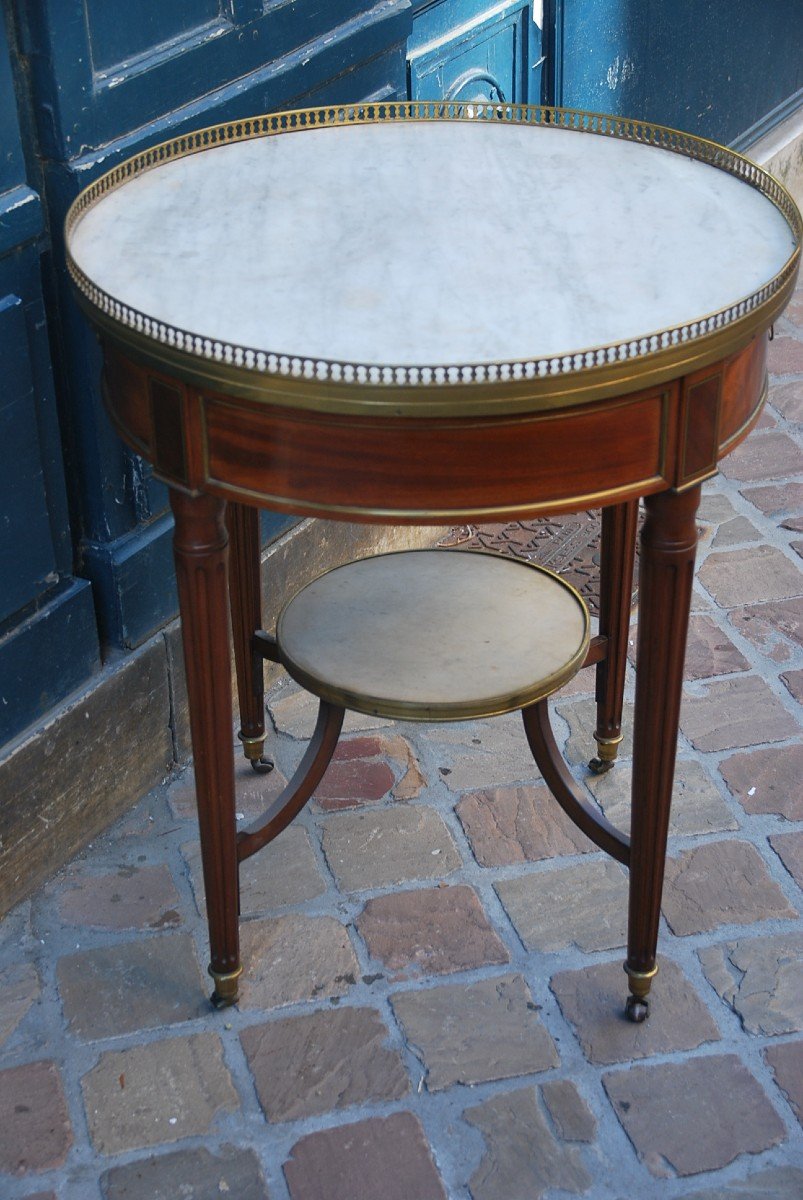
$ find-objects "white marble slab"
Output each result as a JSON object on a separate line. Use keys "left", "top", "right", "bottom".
{"left": 68, "top": 120, "right": 795, "bottom": 368}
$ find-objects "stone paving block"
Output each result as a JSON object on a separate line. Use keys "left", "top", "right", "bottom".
{"left": 456, "top": 784, "right": 593, "bottom": 866}
{"left": 82, "top": 1032, "right": 238, "bottom": 1155}
{"left": 771, "top": 379, "right": 803, "bottom": 422}
{"left": 357, "top": 885, "right": 509, "bottom": 977}
{"left": 100, "top": 1145, "right": 269, "bottom": 1199}
{"left": 390, "top": 973, "right": 558, "bottom": 1091}
{"left": 769, "top": 830, "right": 803, "bottom": 888}
{"left": 698, "top": 933, "right": 803, "bottom": 1035}
{"left": 0, "top": 1060, "right": 72, "bottom": 1175}
{"left": 663, "top": 841, "right": 797, "bottom": 936}
{"left": 682, "top": 1165, "right": 803, "bottom": 1200}
{"left": 741, "top": 481, "right": 803, "bottom": 519}
{"left": 55, "top": 864, "right": 182, "bottom": 931}
{"left": 0, "top": 961, "right": 39, "bottom": 1048}
{"left": 241, "top": 1006, "right": 408, "bottom": 1122}
{"left": 423, "top": 711, "right": 542, "bottom": 791}
{"left": 238, "top": 914, "right": 358, "bottom": 1010}
{"left": 57, "top": 932, "right": 207, "bottom": 1039}
{"left": 496, "top": 859, "right": 628, "bottom": 953}
{"left": 321, "top": 806, "right": 461, "bottom": 892}
{"left": 283, "top": 1111, "right": 447, "bottom": 1200}
{"left": 729, "top": 598, "right": 803, "bottom": 663}
{"left": 169, "top": 760, "right": 290, "bottom": 822}
{"left": 710, "top": 517, "right": 762, "bottom": 548}
{"left": 763, "top": 1040, "right": 803, "bottom": 1125}
{"left": 551, "top": 955, "right": 720, "bottom": 1064}
{"left": 780, "top": 666, "right": 803, "bottom": 702}
{"left": 183, "top": 825, "right": 326, "bottom": 918}
{"left": 719, "top": 744, "right": 803, "bottom": 821}
{"left": 315, "top": 751, "right": 394, "bottom": 809}
{"left": 556, "top": 695, "right": 634, "bottom": 767}
{"left": 720, "top": 428, "right": 803, "bottom": 480}
{"left": 588, "top": 758, "right": 738, "bottom": 839}
{"left": 602, "top": 1054, "right": 785, "bottom": 1177}
{"left": 680, "top": 676, "right": 799, "bottom": 751}
{"left": 767, "top": 337, "right": 803, "bottom": 376}
{"left": 541, "top": 1080, "right": 597, "bottom": 1143}
{"left": 698, "top": 493, "right": 739, "bottom": 526}
{"left": 683, "top": 614, "right": 751, "bottom": 679}
{"left": 698, "top": 545, "right": 802, "bottom": 608}
{"left": 269, "top": 686, "right": 392, "bottom": 739}
{"left": 464, "top": 1085, "right": 592, "bottom": 1200}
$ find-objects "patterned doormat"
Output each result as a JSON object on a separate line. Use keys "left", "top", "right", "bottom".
{"left": 438, "top": 511, "right": 641, "bottom": 616}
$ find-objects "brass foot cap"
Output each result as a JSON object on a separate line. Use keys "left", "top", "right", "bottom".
{"left": 208, "top": 964, "right": 242, "bottom": 1009}
{"left": 624, "top": 961, "right": 659, "bottom": 999}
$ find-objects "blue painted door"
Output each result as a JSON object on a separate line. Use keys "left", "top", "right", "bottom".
{"left": 409, "top": 1, "right": 544, "bottom": 104}
{"left": 0, "top": 9, "right": 99, "bottom": 745}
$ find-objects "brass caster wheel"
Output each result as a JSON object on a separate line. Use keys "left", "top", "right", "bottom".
{"left": 625, "top": 994, "right": 650, "bottom": 1023}
{"left": 208, "top": 965, "right": 241, "bottom": 1009}
{"left": 588, "top": 755, "right": 615, "bottom": 775}
{"left": 250, "top": 755, "right": 275, "bottom": 774}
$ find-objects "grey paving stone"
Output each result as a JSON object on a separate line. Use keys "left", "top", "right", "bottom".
{"left": 182, "top": 825, "right": 326, "bottom": 917}
{"left": 720, "top": 428, "right": 803, "bottom": 479}
{"left": 551, "top": 955, "right": 720, "bottom": 1064}
{"left": 496, "top": 859, "right": 628, "bottom": 953}
{"left": 681, "top": 676, "right": 799, "bottom": 752}
{"left": 770, "top": 830, "right": 803, "bottom": 888}
{"left": 57, "top": 932, "right": 207, "bottom": 1039}
{"left": 603, "top": 1054, "right": 785, "bottom": 1177}
{"left": 541, "top": 1080, "right": 597, "bottom": 1143}
{"left": 284, "top": 1111, "right": 447, "bottom": 1200}
{"left": 556, "top": 695, "right": 634, "bottom": 767}
{"left": 663, "top": 841, "right": 797, "bottom": 936}
{"left": 711, "top": 516, "right": 762, "bottom": 548}
{"left": 763, "top": 1040, "right": 803, "bottom": 1126}
{"left": 169, "top": 760, "right": 290, "bottom": 822}
{"left": 464, "top": 1085, "right": 592, "bottom": 1200}
{"left": 698, "top": 545, "right": 802, "bottom": 607}
{"left": 699, "top": 933, "right": 803, "bottom": 1035}
{"left": 321, "top": 805, "right": 461, "bottom": 892}
{"left": 456, "top": 784, "right": 593, "bottom": 866}
{"left": 0, "top": 961, "right": 39, "bottom": 1049}
{"left": 55, "top": 864, "right": 182, "bottom": 931}
{"left": 719, "top": 744, "right": 803, "bottom": 821}
{"left": 390, "top": 973, "right": 558, "bottom": 1091}
{"left": 770, "top": 378, "right": 803, "bottom": 422}
{"left": 238, "top": 914, "right": 358, "bottom": 1010}
{"left": 241, "top": 1006, "right": 408, "bottom": 1122}
{"left": 588, "top": 758, "right": 738, "bottom": 838}
{"left": 741, "top": 481, "right": 803, "bottom": 519}
{"left": 780, "top": 667, "right": 803, "bottom": 703}
{"left": 684, "top": 614, "right": 751, "bottom": 678}
{"left": 0, "top": 1060, "right": 72, "bottom": 1175}
{"left": 100, "top": 1145, "right": 269, "bottom": 1199}
{"left": 729, "top": 598, "right": 803, "bottom": 663}
{"left": 357, "top": 885, "right": 509, "bottom": 977}
{"left": 82, "top": 1032, "right": 238, "bottom": 1155}
{"left": 423, "top": 711, "right": 542, "bottom": 792}
{"left": 269, "top": 686, "right": 392, "bottom": 739}
{"left": 682, "top": 1165, "right": 803, "bottom": 1200}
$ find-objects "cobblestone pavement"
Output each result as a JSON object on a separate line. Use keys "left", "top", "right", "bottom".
{"left": 2, "top": 291, "right": 802, "bottom": 1199}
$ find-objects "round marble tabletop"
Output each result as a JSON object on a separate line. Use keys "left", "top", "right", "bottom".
{"left": 66, "top": 104, "right": 800, "bottom": 414}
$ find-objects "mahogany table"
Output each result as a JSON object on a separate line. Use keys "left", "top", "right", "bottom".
{"left": 66, "top": 102, "right": 801, "bottom": 1020}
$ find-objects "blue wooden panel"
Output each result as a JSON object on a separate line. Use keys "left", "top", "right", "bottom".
{"left": 409, "top": 2, "right": 537, "bottom": 104}
{"left": 558, "top": 0, "right": 803, "bottom": 146}
{"left": 85, "top": 0, "right": 222, "bottom": 72}
{"left": 0, "top": 578, "right": 99, "bottom": 746}
{"left": 0, "top": 296, "right": 56, "bottom": 623}
{"left": 19, "top": 1, "right": 412, "bottom": 158}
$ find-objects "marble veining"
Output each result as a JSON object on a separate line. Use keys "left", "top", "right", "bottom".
{"left": 68, "top": 120, "right": 796, "bottom": 369}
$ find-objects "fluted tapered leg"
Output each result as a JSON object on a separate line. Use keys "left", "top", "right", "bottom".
{"left": 625, "top": 485, "right": 700, "bottom": 1020}
{"left": 170, "top": 489, "right": 240, "bottom": 1007}
{"left": 591, "top": 500, "right": 639, "bottom": 773}
{"left": 226, "top": 502, "right": 271, "bottom": 771}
